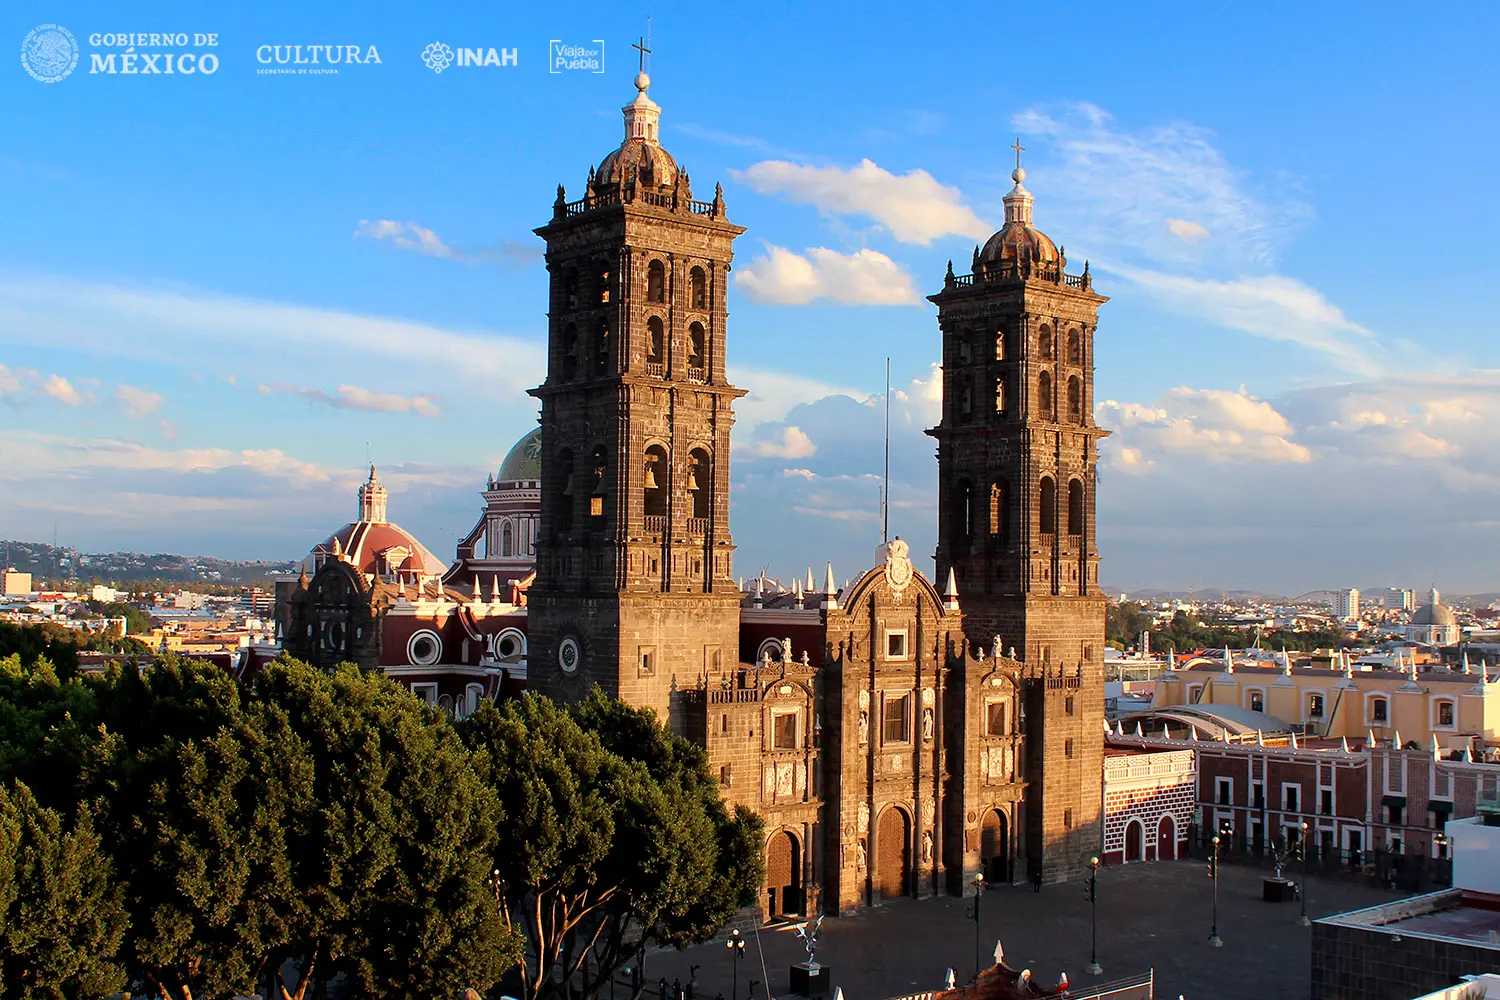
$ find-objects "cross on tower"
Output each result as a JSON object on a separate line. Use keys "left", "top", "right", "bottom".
{"left": 1010, "top": 137, "right": 1025, "bottom": 172}
{"left": 633, "top": 35, "right": 651, "bottom": 75}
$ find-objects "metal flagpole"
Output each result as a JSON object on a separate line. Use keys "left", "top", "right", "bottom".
{"left": 882, "top": 357, "right": 890, "bottom": 544}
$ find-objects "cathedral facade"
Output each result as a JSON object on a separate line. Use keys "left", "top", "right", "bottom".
{"left": 523, "top": 73, "right": 1111, "bottom": 909}
{"left": 280, "top": 68, "right": 1110, "bottom": 919}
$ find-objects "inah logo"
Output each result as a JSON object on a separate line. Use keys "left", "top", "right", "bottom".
{"left": 20, "top": 24, "right": 78, "bottom": 82}
{"left": 422, "top": 42, "right": 516, "bottom": 74}
{"left": 421, "top": 41, "right": 454, "bottom": 73}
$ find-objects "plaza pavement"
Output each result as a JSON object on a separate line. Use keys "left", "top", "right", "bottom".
{"left": 637, "top": 860, "right": 1407, "bottom": 1000}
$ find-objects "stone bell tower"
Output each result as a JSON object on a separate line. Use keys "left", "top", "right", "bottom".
{"left": 528, "top": 57, "right": 746, "bottom": 726}
{"left": 926, "top": 142, "right": 1109, "bottom": 882}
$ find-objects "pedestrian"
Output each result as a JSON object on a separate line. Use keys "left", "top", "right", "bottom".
{"left": 1031, "top": 867, "right": 1043, "bottom": 893}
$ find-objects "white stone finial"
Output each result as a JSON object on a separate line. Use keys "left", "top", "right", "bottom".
{"left": 1009, "top": 137, "right": 1026, "bottom": 184}
{"left": 945, "top": 969, "right": 956, "bottom": 990}
{"left": 993, "top": 938, "right": 1005, "bottom": 967}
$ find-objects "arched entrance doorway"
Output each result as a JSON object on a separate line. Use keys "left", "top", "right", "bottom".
{"left": 1124, "top": 820, "right": 1144, "bottom": 862}
{"left": 765, "top": 831, "right": 802, "bottom": 918}
{"left": 980, "top": 809, "right": 1009, "bottom": 883}
{"left": 876, "top": 808, "right": 910, "bottom": 900}
{"left": 1157, "top": 815, "right": 1176, "bottom": 861}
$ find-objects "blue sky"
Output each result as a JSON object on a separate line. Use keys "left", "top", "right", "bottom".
{"left": 2, "top": 0, "right": 1498, "bottom": 595}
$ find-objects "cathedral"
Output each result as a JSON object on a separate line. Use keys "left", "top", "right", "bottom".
{"left": 280, "top": 63, "right": 1109, "bottom": 918}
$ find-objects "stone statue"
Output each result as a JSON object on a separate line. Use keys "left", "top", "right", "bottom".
{"left": 923, "top": 708, "right": 935, "bottom": 741}
{"left": 858, "top": 710, "right": 869, "bottom": 744}
{"left": 922, "top": 830, "right": 934, "bottom": 864}
{"left": 856, "top": 840, "right": 868, "bottom": 870}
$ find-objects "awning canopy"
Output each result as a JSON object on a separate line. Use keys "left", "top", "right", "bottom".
{"left": 1382, "top": 794, "right": 1408, "bottom": 808}
{"left": 1430, "top": 800, "right": 1454, "bottom": 815}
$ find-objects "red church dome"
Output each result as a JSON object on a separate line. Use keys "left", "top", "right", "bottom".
{"left": 303, "top": 466, "right": 447, "bottom": 580}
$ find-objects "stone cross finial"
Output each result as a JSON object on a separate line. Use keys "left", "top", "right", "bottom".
{"left": 632, "top": 36, "right": 651, "bottom": 76}
{"left": 1010, "top": 137, "right": 1025, "bottom": 171}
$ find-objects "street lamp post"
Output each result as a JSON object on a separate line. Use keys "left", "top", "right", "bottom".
{"left": 726, "top": 928, "right": 745, "bottom": 1000}
{"left": 1298, "top": 822, "right": 1311, "bottom": 927}
{"left": 1086, "top": 856, "right": 1102, "bottom": 975}
{"left": 1208, "top": 835, "right": 1224, "bottom": 948}
{"left": 969, "top": 873, "right": 986, "bottom": 980}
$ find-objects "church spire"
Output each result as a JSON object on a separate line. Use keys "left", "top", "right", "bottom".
{"left": 358, "top": 464, "right": 388, "bottom": 523}
{"left": 1002, "top": 137, "right": 1034, "bottom": 227}
{"left": 622, "top": 35, "right": 661, "bottom": 146}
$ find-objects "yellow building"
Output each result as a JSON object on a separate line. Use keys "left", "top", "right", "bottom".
{"left": 1152, "top": 660, "right": 1500, "bottom": 749}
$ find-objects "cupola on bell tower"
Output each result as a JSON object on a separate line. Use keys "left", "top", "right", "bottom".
{"left": 528, "top": 50, "right": 746, "bottom": 727}
{"left": 927, "top": 141, "right": 1109, "bottom": 882}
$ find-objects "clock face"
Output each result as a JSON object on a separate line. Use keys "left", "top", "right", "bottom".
{"left": 558, "top": 636, "right": 581, "bottom": 675}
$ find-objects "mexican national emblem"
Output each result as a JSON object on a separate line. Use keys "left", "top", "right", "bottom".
{"left": 21, "top": 24, "right": 78, "bottom": 83}
{"left": 883, "top": 536, "right": 913, "bottom": 597}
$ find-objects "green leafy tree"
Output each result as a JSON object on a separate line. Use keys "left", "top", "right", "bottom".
{"left": 87, "top": 657, "right": 293, "bottom": 1000}
{"left": 462, "top": 691, "right": 763, "bottom": 1000}
{"left": 0, "top": 782, "right": 129, "bottom": 1000}
{"left": 244, "top": 659, "right": 521, "bottom": 1000}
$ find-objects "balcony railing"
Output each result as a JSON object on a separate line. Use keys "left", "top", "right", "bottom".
{"left": 554, "top": 188, "right": 724, "bottom": 221}
{"left": 686, "top": 517, "right": 709, "bottom": 534}
{"left": 686, "top": 365, "right": 707, "bottom": 384}
{"left": 644, "top": 515, "right": 667, "bottom": 534}
{"left": 645, "top": 361, "right": 665, "bottom": 377}
{"left": 942, "top": 261, "right": 1093, "bottom": 292}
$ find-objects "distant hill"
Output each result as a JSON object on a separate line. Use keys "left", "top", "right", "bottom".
{"left": 1118, "top": 588, "right": 1291, "bottom": 603}
{"left": 2, "top": 540, "right": 296, "bottom": 588}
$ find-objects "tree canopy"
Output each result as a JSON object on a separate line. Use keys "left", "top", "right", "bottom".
{"left": 0, "top": 623, "right": 762, "bottom": 1000}
{"left": 461, "top": 691, "right": 763, "bottom": 1000}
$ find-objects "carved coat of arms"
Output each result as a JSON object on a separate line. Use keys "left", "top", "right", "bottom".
{"left": 883, "top": 536, "right": 913, "bottom": 597}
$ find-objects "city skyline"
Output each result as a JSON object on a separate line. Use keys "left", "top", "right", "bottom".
{"left": 2, "top": 2, "right": 1498, "bottom": 593}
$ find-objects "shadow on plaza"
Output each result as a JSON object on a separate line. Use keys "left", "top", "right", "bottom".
{"left": 638, "top": 862, "right": 1409, "bottom": 1000}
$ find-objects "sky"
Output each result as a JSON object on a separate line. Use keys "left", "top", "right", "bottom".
{"left": 2, "top": 1, "right": 1498, "bottom": 595}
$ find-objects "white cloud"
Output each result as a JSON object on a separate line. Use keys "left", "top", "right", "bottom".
{"left": 262, "top": 382, "right": 442, "bottom": 418}
{"left": 1012, "top": 101, "right": 1304, "bottom": 269}
{"left": 355, "top": 219, "right": 454, "bottom": 257}
{"left": 1099, "top": 385, "right": 1311, "bottom": 468}
{"left": 113, "top": 383, "right": 163, "bottom": 418}
{"left": 729, "top": 366, "right": 869, "bottom": 435}
{"left": 741, "top": 425, "right": 817, "bottom": 459}
{"left": 1109, "top": 266, "right": 1384, "bottom": 375}
{"left": 736, "top": 245, "right": 921, "bottom": 306}
{"left": 731, "top": 159, "right": 990, "bottom": 245}
{"left": 0, "top": 429, "right": 330, "bottom": 483}
{"left": 1167, "top": 219, "right": 1210, "bottom": 243}
{"left": 0, "top": 274, "right": 546, "bottom": 395}
{"left": 41, "top": 374, "right": 87, "bottom": 406}
{"left": 354, "top": 219, "right": 542, "bottom": 267}
{"left": 0, "top": 365, "right": 22, "bottom": 399}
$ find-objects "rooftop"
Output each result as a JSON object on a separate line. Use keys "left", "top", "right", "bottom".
{"left": 1317, "top": 889, "right": 1500, "bottom": 951}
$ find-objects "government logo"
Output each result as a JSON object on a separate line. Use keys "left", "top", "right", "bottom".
{"left": 421, "top": 42, "right": 516, "bottom": 74}
{"left": 20, "top": 24, "right": 78, "bottom": 83}
{"left": 421, "top": 41, "right": 454, "bottom": 73}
